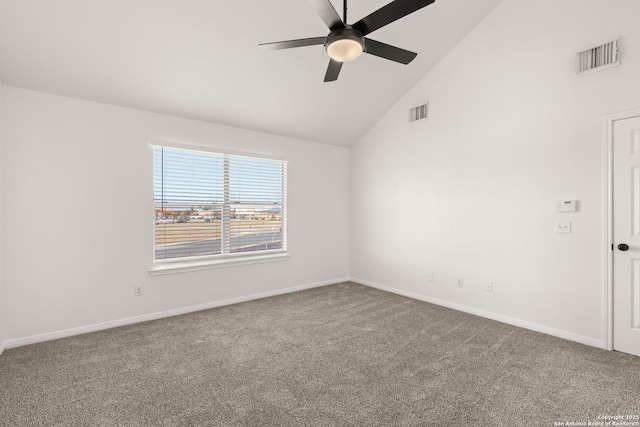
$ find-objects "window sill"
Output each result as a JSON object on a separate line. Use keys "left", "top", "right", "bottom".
{"left": 149, "top": 252, "right": 289, "bottom": 276}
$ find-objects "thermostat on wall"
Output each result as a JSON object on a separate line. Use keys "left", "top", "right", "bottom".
{"left": 557, "top": 200, "right": 577, "bottom": 212}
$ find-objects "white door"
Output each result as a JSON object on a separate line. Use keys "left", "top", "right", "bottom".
{"left": 613, "top": 114, "right": 640, "bottom": 357}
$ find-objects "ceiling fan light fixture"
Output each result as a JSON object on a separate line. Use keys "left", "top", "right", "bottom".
{"left": 325, "top": 28, "right": 365, "bottom": 62}
{"left": 327, "top": 38, "right": 363, "bottom": 62}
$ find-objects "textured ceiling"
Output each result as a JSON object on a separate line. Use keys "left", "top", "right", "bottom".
{"left": 0, "top": 0, "right": 502, "bottom": 146}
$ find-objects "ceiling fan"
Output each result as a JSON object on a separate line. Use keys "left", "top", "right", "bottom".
{"left": 259, "top": 0, "right": 436, "bottom": 82}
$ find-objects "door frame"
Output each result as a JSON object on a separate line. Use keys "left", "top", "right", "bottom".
{"left": 603, "top": 108, "right": 640, "bottom": 351}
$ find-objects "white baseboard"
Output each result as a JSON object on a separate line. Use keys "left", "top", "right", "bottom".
{"left": 351, "top": 277, "right": 605, "bottom": 350}
{"left": 0, "top": 341, "right": 5, "bottom": 357}
{"left": 2, "top": 277, "right": 350, "bottom": 350}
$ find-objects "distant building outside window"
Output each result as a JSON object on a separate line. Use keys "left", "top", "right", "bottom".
{"left": 152, "top": 144, "right": 287, "bottom": 264}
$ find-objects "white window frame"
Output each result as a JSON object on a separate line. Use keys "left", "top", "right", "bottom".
{"left": 149, "top": 141, "right": 288, "bottom": 275}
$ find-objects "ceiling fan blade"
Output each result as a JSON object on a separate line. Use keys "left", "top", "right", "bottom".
{"left": 364, "top": 38, "right": 417, "bottom": 64}
{"left": 259, "top": 37, "right": 326, "bottom": 51}
{"left": 353, "top": 0, "right": 435, "bottom": 36}
{"left": 308, "top": 0, "right": 345, "bottom": 31}
{"left": 324, "top": 59, "right": 343, "bottom": 82}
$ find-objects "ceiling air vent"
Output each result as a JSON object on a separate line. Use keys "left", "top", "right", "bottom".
{"left": 410, "top": 103, "right": 428, "bottom": 123}
{"left": 575, "top": 38, "right": 620, "bottom": 75}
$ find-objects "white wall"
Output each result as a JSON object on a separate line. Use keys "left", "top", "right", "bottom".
{"left": 2, "top": 87, "right": 350, "bottom": 344}
{"left": 351, "top": 0, "right": 640, "bottom": 347}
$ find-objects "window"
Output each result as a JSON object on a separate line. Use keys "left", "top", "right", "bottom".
{"left": 152, "top": 145, "right": 287, "bottom": 268}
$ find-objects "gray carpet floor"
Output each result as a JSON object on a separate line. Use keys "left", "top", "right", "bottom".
{"left": 1, "top": 282, "right": 639, "bottom": 426}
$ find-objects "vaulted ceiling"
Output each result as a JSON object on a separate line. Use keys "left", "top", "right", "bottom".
{"left": 0, "top": 0, "right": 502, "bottom": 146}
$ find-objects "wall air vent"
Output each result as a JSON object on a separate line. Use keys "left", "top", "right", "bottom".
{"left": 575, "top": 38, "right": 620, "bottom": 75}
{"left": 410, "top": 103, "right": 428, "bottom": 123}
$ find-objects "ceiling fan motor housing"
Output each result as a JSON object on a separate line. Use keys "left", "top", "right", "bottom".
{"left": 325, "top": 27, "right": 365, "bottom": 62}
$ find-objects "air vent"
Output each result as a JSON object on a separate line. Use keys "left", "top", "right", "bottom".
{"left": 410, "top": 103, "right": 428, "bottom": 122}
{"left": 575, "top": 38, "right": 620, "bottom": 75}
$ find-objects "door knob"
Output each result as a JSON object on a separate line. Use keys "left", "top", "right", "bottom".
{"left": 618, "top": 243, "right": 630, "bottom": 251}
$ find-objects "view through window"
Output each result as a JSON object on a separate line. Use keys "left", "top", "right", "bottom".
{"left": 153, "top": 145, "right": 287, "bottom": 262}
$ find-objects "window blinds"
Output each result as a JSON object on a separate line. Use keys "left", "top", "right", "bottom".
{"left": 153, "top": 146, "right": 286, "bottom": 262}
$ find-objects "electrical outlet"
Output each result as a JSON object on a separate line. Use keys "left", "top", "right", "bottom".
{"left": 427, "top": 272, "right": 434, "bottom": 282}
{"left": 486, "top": 282, "right": 493, "bottom": 293}
{"left": 135, "top": 285, "right": 143, "bottom": 296}
{"left": 457, "top": 278, "right": 463, "bottom": 288}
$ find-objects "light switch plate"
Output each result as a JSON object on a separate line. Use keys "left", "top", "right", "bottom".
{"left": 555, "top": 221, "right": 572, "bottom": 233}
